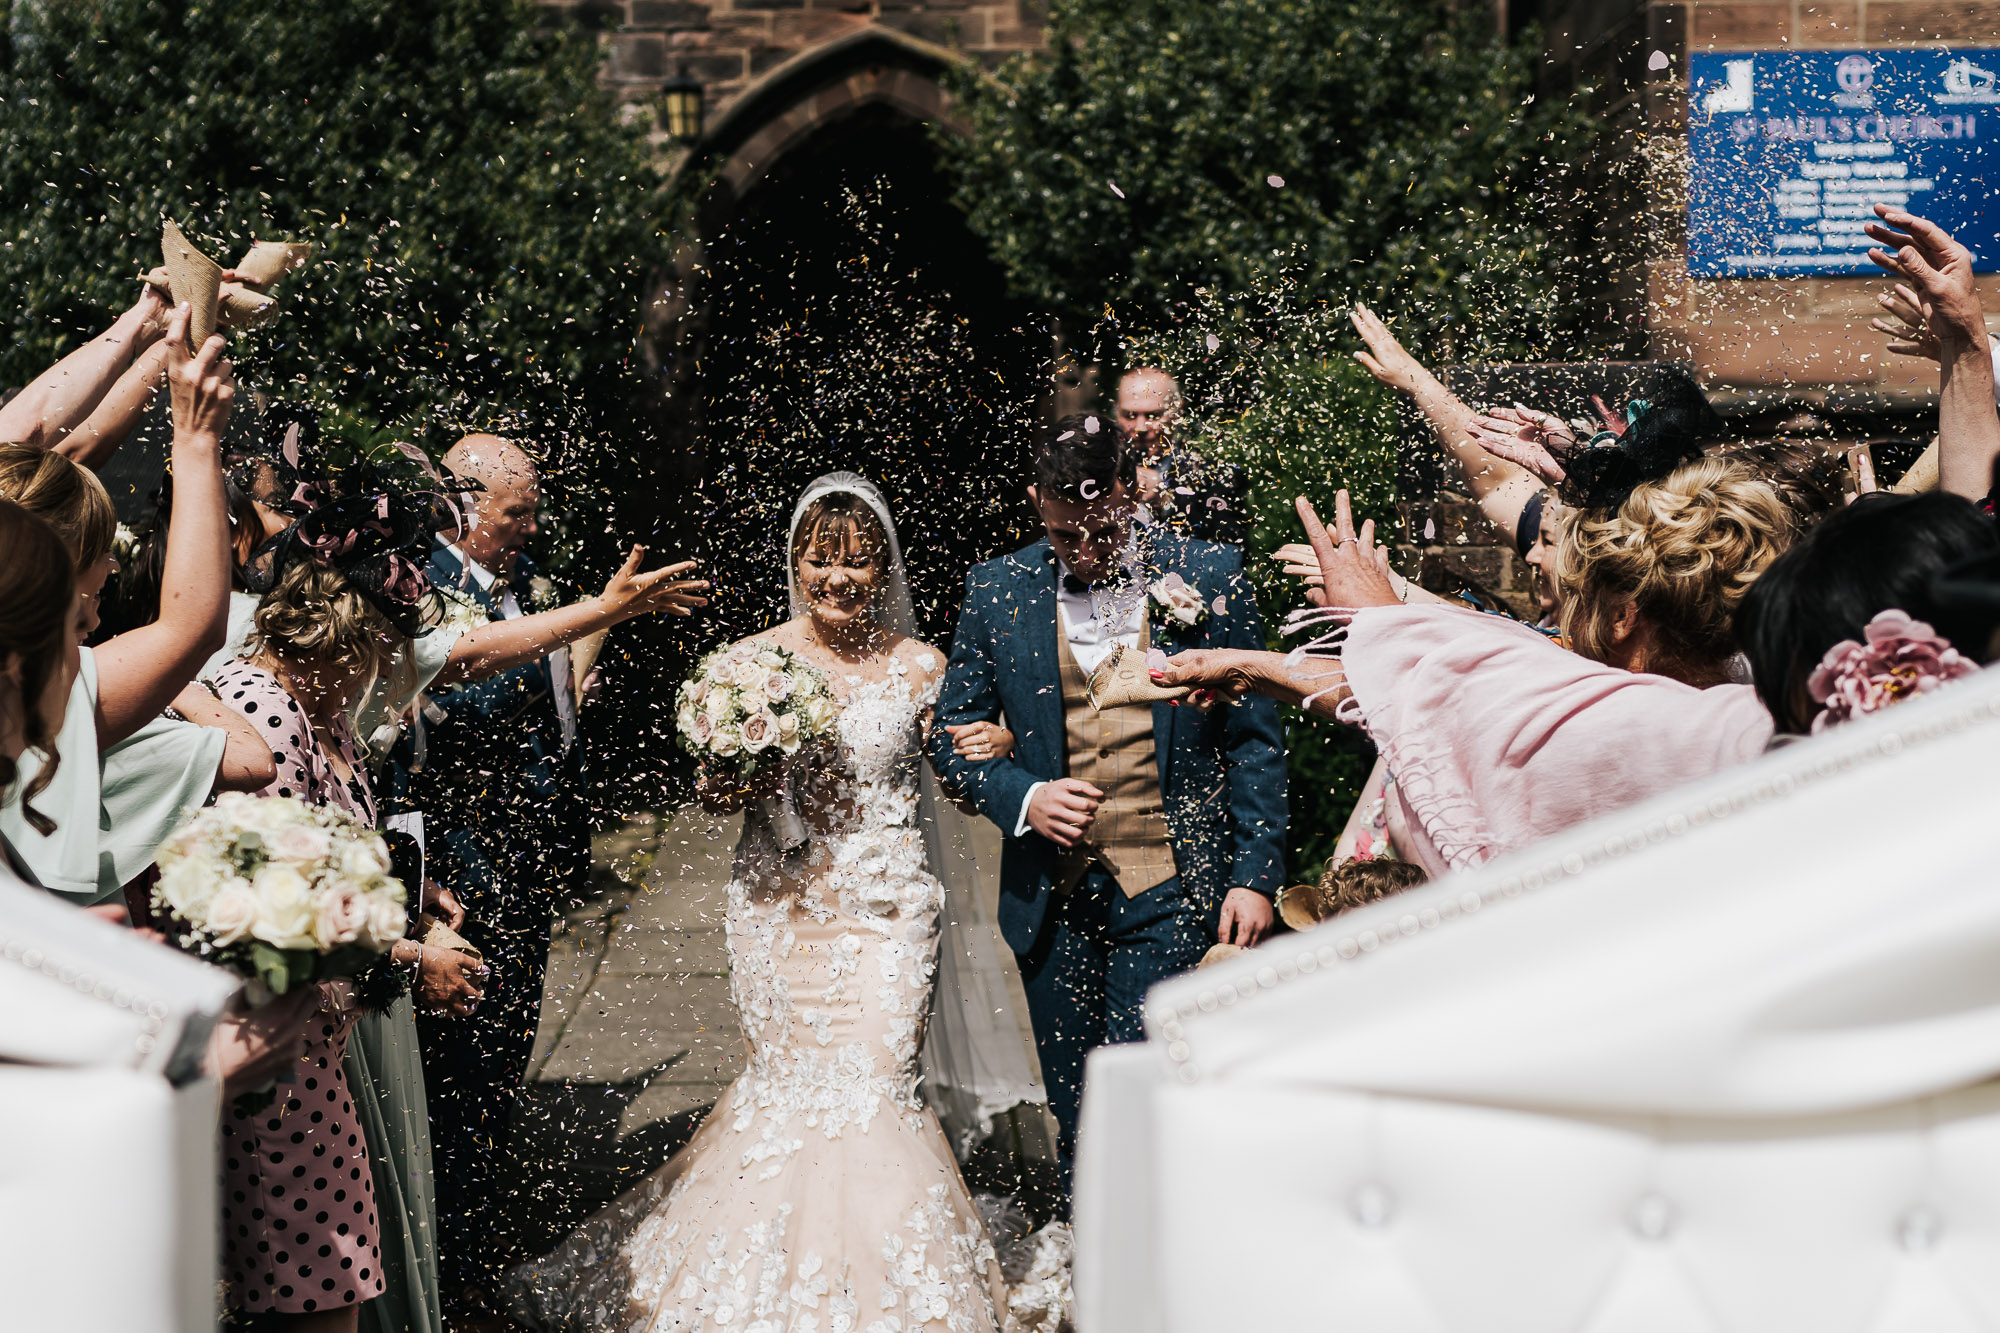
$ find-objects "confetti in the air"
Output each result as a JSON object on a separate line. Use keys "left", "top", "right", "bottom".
{"left": 1648, "top": 50, "right": 1670, "bottom": 71}
{"left": 1108, "top": 181, "right": 1125, "bottom": 198}
{"left": 1205, "top": 333, "right": 1220, "bottom": 353}
{"left": 1266, "top": 175, "right": 1285, "bottom": 188}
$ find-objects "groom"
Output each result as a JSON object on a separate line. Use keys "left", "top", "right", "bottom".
{"left": 930, "top": 413, "right": 1286, "bottom": 1189}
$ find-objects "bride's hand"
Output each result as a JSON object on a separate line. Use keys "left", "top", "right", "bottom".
{"left": 945, "top": 721, "right": 1014, "bottom": 763}
{"left": 696, "top": 761, "right": 789, "bottom": 813}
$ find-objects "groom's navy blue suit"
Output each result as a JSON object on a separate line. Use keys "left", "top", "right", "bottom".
{"left": 929, "top": 527, "right": 1286, "bottom": 1175}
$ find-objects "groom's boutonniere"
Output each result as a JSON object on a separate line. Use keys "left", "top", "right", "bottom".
{"left": 528, "top": 574, "right": 557, "bottom": 612}
{"left": 1148, "top": 572, "right": 1219, "bottom": 636}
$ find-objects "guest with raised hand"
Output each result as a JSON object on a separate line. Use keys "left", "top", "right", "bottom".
{"left": 386, "top": 431, "right": 707, "bottom": 1318}
{"left": 1864, "top": 206, "right": 2000, "bottom": 504}
{"left": 0, "top": 306, "right": 270, "bottom": 905}
{"left": 214, "top": 491, "right": 487, "bottom": 1333}
{"left": 0, "top": 277, "right": 169, "bottom": 454}
{"left": 1162, "top": 456, "right": 1791, "bottom": 876}
{"left": 1350, "top": 302, "right": 1546, "bottom": 549}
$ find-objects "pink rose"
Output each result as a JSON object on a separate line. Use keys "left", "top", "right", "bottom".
{"left": 314, "top": 885, "right": 370, "bottom": 950}
{"left": 1806, "top": 609, "right": 1978, "bottom": 733}
{"left": 272, "top": 823, "right": 332, "bottom": 866}
{"left": 689, "top": 711, "right": 715, "bottom": 747}
{"left": 764, "top": 670, "right": 793, "bottom": 703}
{"left": 740, "top": 709, "right": 779, "bottom": 753}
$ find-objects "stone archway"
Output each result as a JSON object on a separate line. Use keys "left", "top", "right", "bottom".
{"left": 656, "top": 28, "right": 1045, "bottom": 649}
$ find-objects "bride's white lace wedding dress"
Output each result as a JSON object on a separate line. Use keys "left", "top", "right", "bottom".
{"left": 509, "top": 645, "right": 1015, "bottom": 1333}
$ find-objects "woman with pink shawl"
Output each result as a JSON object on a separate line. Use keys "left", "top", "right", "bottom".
{"left": 1162, "top": 464, "right": 1792, "bottom": 879}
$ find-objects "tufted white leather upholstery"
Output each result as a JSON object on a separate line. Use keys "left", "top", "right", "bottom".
{"left": 0, "top": 872, "right": 236, "bottom": 1332}
{"left": 1076, "top": 668, "right": 2000, "bottom": 1333}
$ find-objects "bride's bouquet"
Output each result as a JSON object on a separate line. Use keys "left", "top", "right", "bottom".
{"left": 676, "top": 641, "right": 840, "bottom": 848}
{"left": 153, "top": 792, "right": 409, "bottom": 999}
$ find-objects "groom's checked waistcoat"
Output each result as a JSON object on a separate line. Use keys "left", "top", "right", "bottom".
{"left": 1055, "top": 622, "right": 1178, "bottom": 897}
{"left": 929, "top": 529, "right": 1288, "bottom": 956}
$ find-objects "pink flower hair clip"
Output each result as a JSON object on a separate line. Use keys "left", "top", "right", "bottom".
{"left": 1806, "top": 609, "right": 1978, "bottom": 733}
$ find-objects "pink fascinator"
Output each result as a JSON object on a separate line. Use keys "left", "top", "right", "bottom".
{"left": 1806, "top": 609, "right": 1977, "bottom": 733}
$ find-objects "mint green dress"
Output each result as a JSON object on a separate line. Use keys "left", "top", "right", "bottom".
{"left": 0, "top": 646, "right": 225, "bottom": 904}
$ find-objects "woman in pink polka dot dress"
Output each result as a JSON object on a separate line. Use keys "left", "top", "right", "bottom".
{"left": 211, "top": 649, "right": 387, "bottom": 1322}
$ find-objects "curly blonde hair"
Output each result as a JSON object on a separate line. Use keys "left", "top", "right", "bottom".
{"left": 1555, "top": 456, "right": 1794, "bottom": 680}
{"left": 252, "top": 559, "right": 401, "bottom": 684}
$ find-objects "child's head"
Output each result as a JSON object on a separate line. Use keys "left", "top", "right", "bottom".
{"left": 1313, "top": 857, "right": 1428, "bottom": 920}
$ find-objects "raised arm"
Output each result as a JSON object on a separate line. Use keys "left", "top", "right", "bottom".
{"left": 0, "top": 284, "right": 166, "bottom": 448}
{"left": 429, "top": 548, "right": 707, "bottom": 687}
{"left": 56, "top": 339, "right": 170, "bottom": 471}
{"left": 91, "top": 310, "right": 234, "bottom": 746}
{"left": 1865, "top": 207, "right": 1998, "bottom": 501}
{"left": 1352, "top": 303, "right": 1542, "bottom": 543}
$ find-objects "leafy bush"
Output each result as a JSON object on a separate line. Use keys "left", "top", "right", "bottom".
{"left": 0, "top": 0, "right": 666, "bottom": 441}
{"left": 941, "top": 0, "right": 1602, "bottom": 878}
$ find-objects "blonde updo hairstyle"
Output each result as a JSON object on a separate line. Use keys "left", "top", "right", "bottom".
{"left": 252, "top": 558, "right": 402, "bottom": 686}
{"left": 0, "top": 442, "right": 116, "bottom": 571}
{"left": 1554, "top": 456, "right": 1794, "bottom": 681}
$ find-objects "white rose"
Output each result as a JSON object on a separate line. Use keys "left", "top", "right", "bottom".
{"left": 736, "top": 675, "right": 769, "bottom": 711}
{"left": 740, "top": 709, "right": 778, "bottom": 753}
{"left": 763, "top": 670, "right": 793, "bottom": 703}
{"left": 804, "top": 694, "right": 837, "bottom": 735}
{"left": 709, "top": 724, "right": 743, "bottom": 758}
{"left": 361, "top": 894, "right": 408, "bottom": 950}
{"left": 685, "top": 675, "right": 710, "bottom": 707}
{"left": 272, "top": 823, "right": 333, "bottom": 866}
{"left": 340, "top": 837, "right": 391, "bottom": 881}
{"left": 156, "top": 856, "right": 216, "bottom": 918}
{"left": 314, "top": 885, "right": 370, "bottom": 950}
{"left": 755, "top": 648, "right": 787, "bottom": 671}
{"left": 205, "top": 881, "right": 263, "bottom": 946}
{"left": 211, "top": 791, "right": 255, "bottom": 822}
{"left": 249, "top": 864, "right": 318, "bottom": 950}
{"left": 705, "top": 689, "right": 733, "bottom": 723}
{"left": 1152, "top": 575, "right": 1204, "bottom": 625}
{"left": 731, "top": 658, "right": 768, "bottom": 691}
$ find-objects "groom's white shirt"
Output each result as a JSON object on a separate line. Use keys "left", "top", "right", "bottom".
{"left": 1012, "top": 558, "right": 1145, "bottom": 837}
{"left": 445, "top": 541, "right": 575, "bottom": 752}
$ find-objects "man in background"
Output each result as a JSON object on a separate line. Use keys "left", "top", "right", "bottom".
{"left": 1115, "top": 366, "right": 1247, "bottom": 546}
{"left": 392, "top": 433, "right": 586, "bottom": 1322}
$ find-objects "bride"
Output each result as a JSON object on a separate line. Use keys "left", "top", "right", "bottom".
{"left": 509, "top": 474, "right": 1034, "bottom": 1333}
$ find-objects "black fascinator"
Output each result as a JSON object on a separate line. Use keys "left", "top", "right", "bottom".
{"left": 1555, "top": 381, "right": 1729, "bottom": 511}
{"left": 242, "top": 492, "right": 444, "bottom": 637}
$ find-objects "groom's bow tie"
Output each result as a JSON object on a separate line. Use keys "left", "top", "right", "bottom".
{"left": 1063, "top": 573, "right": 1133, "bottom": 596}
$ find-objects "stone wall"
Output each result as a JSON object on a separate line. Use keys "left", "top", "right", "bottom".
{"left": 538, "top": 0, "right": 1046, "bottom": 150}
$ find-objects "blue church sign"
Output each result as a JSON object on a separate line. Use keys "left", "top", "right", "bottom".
{"left": 1687, "top": 48, "right": 2000, "bottom": 278}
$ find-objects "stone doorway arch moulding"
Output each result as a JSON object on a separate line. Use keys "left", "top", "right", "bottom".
{"left": 681, "top": 26, "right": 967, "bottom": 217}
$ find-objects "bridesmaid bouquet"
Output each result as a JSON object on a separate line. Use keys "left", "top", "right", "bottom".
{"left": 153, "top": 792, "right": 409, "bottom": 999}
{"left": 676, "top": 641, "right": 839, "bottom": 848}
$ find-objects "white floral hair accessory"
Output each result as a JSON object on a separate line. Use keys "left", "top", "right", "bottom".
{"left": 1807, "top": 609, "right": 1978, "bottom": 733}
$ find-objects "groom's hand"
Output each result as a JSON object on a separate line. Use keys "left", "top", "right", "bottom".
{"left": 1027, "top": 778, "right": 1102, "bottom": 848}
{"left": 1217, "top": 887, "right": 1273, "bottom": 947}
